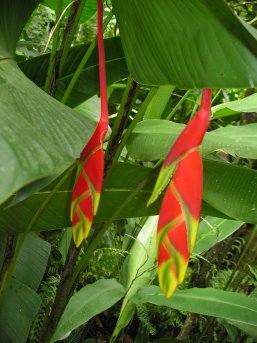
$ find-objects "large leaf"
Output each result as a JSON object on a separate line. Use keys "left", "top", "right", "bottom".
{"left": 0, "top": 278, "right": 41, "bottom": 343}
{"left": 13, "top": 233, "right": 51, "bottom": 290}
{"left": 111, "top": 217, "right": 158, "bottom": 341}
{"left": 212, "top": 93, "right": 257, "bottom": 119}
{"left": 51, "top": 279, "right": 125, "bottom": 342}
{"left": 0, "top": 61, "right": 96, "bottom": 205}
{"left": 203, "top": 160, "right": 257, "bottom": 224}
{"left": 194, "top": 217, "right": 243, "bottom": 255}
{"left": 43, "top": 0, "right": 97, "bottom": 23}
{"left": 132, "top": 286, "right": 257, "bottom": 330}
{"left": 0, "top": 163, "right": 226, "bottom": 233}
{"left": 18, "top": 37, "right": 128, "bottom": 107}
{"left": 0, "top": 0, "right": 98, "bottom": 204}
{"left": 126, "top": 120, "right": 257, "bottom": 161}
{"left": 112, "top": 0, "right": 257, "bottom": 87}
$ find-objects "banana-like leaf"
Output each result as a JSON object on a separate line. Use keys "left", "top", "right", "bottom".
{"left": 194, "top": 217, "right": 243, "bottom": 256}
{"left": 131, "top": 286, "right": 257, "bottom": 331}
{"left": 0, "top": 279, "right": 41, "bottom": 343}
{"left": 51, "top": 279, "right": 125, "bottom": 342}
{"left": 0, "top": 162, "right": 227, "bottom": 234}
{"left": 112, "top": 0, "right": 257, "bottom": 88}
{"left": 111, "top": 216, "right": 158, "bottom": 342}
{"left": 212, "top": 92, "right": 257, "bottom": 119}
{"left": 127, "top": 121, "right": 257, "bottom": 161}
{"left": 0, "top": 0, "right": 96, "bottom": 205}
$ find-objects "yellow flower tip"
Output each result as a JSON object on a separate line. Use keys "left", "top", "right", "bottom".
{"left": 72, "top": 224, "right": 84, "bottom": 248}
{"left": 158, "top": 261, "right": 178, "bottom": 299}
{"left": 92, "top": 191, "right": 101, "bottom": 215}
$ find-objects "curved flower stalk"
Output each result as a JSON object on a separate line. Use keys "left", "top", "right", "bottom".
{"left": 71, "top": 0, "right": 108, "bottom": 248}
{"left": 148, "top": 89, "right": 212, "bottom": 298}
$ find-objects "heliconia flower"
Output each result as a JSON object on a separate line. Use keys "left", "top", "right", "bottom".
{"left": 71, "top": 0, "right": 108, "bottom": 248}
{"left": 148, "top": 89, "right": 212, "bottom": 298}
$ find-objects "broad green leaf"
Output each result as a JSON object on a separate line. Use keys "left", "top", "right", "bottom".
{"left": 126, "top": 120, "right": 257, "bottom": 160}
{"left": 112, "top": 0, "right": 257, "bottom": 87}
{"left": 0, "top": 0, "right": 98, "bottom": 206}
{"left": 111, "top": 217, "right": 158, "bottom": 342}
{"left": 0, "top": 60, "right": 96, "bottom": 205}
{"left": 212, "top": 93, "right": 257, "bottom": 119}
{"left": 13, "top": 233, "right": 51, "bottom": 290}
{"left": 43, "top": 0, "right": 97, "bottom": 23}
{"left": 0, "top": 278, "right": 41, "bottom": 343}
{"left": 131, "top": 286, "right": 257, "bottom": 329}
{"left": 144, "top": 85, "right": 175, "bottom": 119}
{"left": 194, "top": 217, "right": 243, "bottom": 255}
{"left": 0, "top": 163, "right": 226, "bottom": 233}
{"left": 75, "top": 95, "right": 100, "bottom": 123}
{"left": 203, "top": 160, "right": 257, "bottom": 224}
{"left": 51, "top": 279, "right": 125, "bottom": 342}
{"left": 18, "top": 37, "right": 128, "bottom": 107}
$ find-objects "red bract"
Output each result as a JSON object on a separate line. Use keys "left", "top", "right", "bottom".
{"left": 149, "top": 89, "right": 212, "bottom": 298}
{"left": 71, "top": 0, "right": 108, "bottom": 248}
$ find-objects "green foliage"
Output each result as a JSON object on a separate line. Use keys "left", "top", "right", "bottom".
{"left": 137, "top": 303, "right": 184, "bottom": 338}
{"left": 1, "top": 1, "right": 257, "bottom": 343}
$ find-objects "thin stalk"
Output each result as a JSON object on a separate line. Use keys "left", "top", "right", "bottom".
{"left": 44, "top": 0, "right": 64, "bottom": 94}
{"left": 0, "top": 163, "right": 77, "bottom": 312}
{"left": 166, "top": 89, "right": 191, "bottom": 120}
{"left": 0, "top": 234, "right": 16, "bottom": 295}
{"left": 104, "top": 76, "right": 139, "bottom": 173}
{"left": 47, "top": 0, "right": 86, "bottom": 96}
{"left": 39, "top": 240, "right": 80, "bottom": 343}
{"left": 107, "top": 88, "right": 158, "bottom": 176}
{"left": 61, "top": 10, "right": 113, "bottom": 104}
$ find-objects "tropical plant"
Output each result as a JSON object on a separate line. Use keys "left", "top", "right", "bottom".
{"left": 0, "top": 0, "right": 257, "bottom": 342}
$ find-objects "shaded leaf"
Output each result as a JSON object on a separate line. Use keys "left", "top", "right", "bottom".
{"left": 0, "top": 163, "right": 227, "bottom": 233}
{"left": 0, "top": 278, "right": 41, "bottom": 343}
{"left": 112, "top": 0, "right": 257, "bottom": 87}
{"left": 194, "top": 217, "right": 243, "bottom": 255}
{"left": 111, "top": 217, "right": 158, "bottom": 341}
{"left": 0, "top": 61, "right": 96, "bottom": 205}
{"left": 126, "top": 120, "right": 257, "bottom": 161}
{"left": 132, "top": 286, "right": 257, "bottom": 329}
{"left": 13, "top": 233, "right": 51, "bottom": 290}
{"left": 51, "top": 279, "right": 125, "bottom": 342}
{"left": 212, "top": 93, "right": 257, "bottom": 119}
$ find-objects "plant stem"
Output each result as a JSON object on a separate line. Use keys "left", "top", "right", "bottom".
{"left": 44, "top": 0, "right": 63, "bottom": 94}
{"left": 61, "top": 10, "right": 113, "bottom": 104}
{"left": 166, "top": 89, "right": 191, "bottom": 120}
{"left": 0, "top": 234, "right": 16, "bottom": 299}
{"left": 107, "top": 88, "right": 157, "bottom": 174}
{"left": 0, "top": 163, "right": 77, "bottom": 313}
{"left": 38, "top": 240, "right": 80, "bottom": 343}
{"left": 47, "top": 0, "right": 86, "bottom": 96}
{"left": 104, "top": 76, "right": 139, "bottom": 174}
